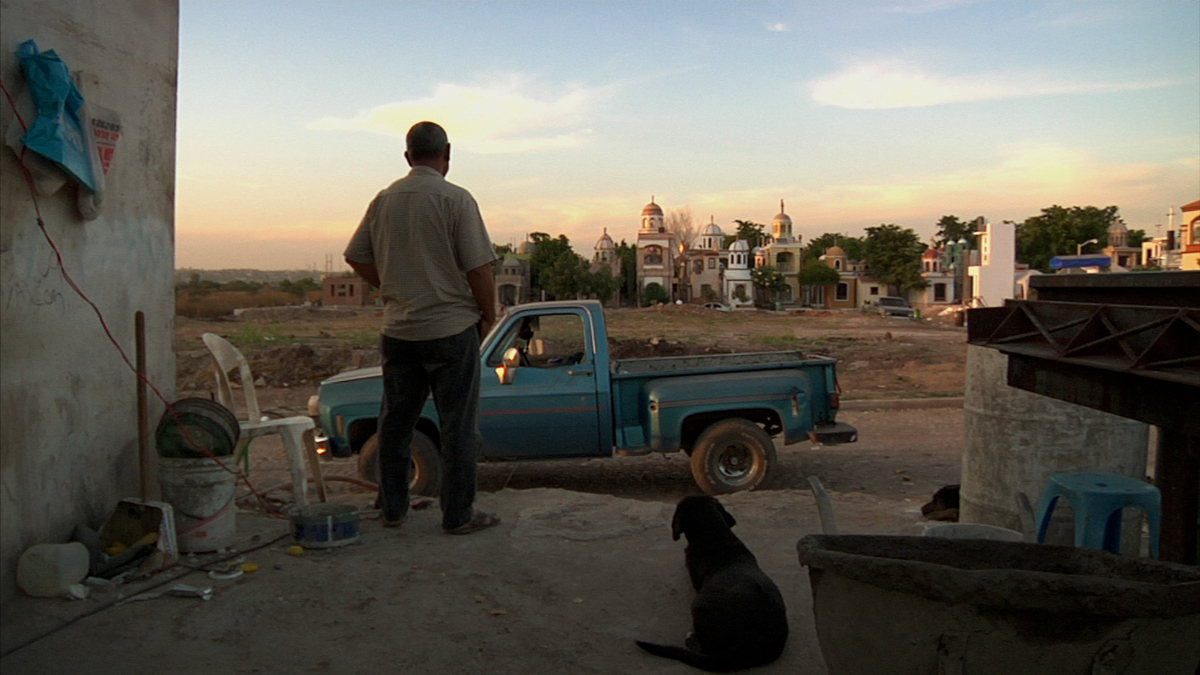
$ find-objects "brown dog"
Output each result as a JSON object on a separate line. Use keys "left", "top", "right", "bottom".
{"left": 636, "top": 495, "right": 788, "bottom": 671}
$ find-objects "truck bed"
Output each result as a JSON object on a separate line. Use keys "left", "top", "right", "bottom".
{"left": 612, "top": 350, "right": 827, "bottom": 376}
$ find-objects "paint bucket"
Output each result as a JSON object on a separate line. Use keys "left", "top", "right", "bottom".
{"left": 156, "top": 398, "right": 240, "bottom": 458}
{"left": 291, "top": 504, "right": 360, "bottom": 548}
{"left": 159, "top": 457, "right": 238, "bottom": 552}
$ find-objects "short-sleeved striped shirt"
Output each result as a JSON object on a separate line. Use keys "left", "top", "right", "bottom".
{"left": 345, "top": 166, "right": 496, "bottom": 341}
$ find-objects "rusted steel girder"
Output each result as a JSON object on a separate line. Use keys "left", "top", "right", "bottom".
{"left": 969, "top": 301, "right": 1199, "bottom": 434}
{"left": 968, "top": 283, "right": 1200, "bottom": 564}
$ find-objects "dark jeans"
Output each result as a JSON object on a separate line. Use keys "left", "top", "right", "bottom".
{"left": 377, "top": 325, "right": 481, "bottom": 530}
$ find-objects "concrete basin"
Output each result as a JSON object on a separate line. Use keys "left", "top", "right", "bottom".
{"left": 797, "top": 535, "right": 1200, "bottom": 675}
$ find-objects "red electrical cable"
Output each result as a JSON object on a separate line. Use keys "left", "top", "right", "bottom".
{"left": 0, "top": 78, "right": 287, "bottom": 519}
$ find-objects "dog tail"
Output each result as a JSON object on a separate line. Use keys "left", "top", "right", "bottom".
{"left": 635, "top": 640, "right": 734, "bottom": 673}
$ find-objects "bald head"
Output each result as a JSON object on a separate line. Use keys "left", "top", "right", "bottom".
{"left": 406, "top": 122, "right": 448, "bottom": 161}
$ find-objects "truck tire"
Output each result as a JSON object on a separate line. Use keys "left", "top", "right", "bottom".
{"left": 690, "top": 419, "right": 776, "bottom": 494}
{"left": 357, "top": 431, "right": 441, "bottom": 497}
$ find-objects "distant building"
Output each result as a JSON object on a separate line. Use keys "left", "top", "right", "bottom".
{"left": 756, "top": 201, "right": 804, "bottom": 305}
{"left": 968, "top": 220, "right": 1028, "bottom": 307}
{"left": 679, "top": 218, "right": 726, "bottom": 304}
{"left": 636, "top": 199, "right": 677, "bottom": 303}
{"left": 1182, "top": 199, "right": 1200, "bottom": 271}
{"left": 322, "top": 275, "right": 372, "bottom": 306}
{"left": 1102, "top": 219, "right": 1142, "bottom": 270}
{"left": 589, "top": 228, "right": 622, "bottom": 307}
{"left": 918, "top": 247, "right": 956, "bottom": 307}
{"left": 495, "top": 253, "right": 532, "bottom": 307}
{"left": 724, "top": 240, "right": 754, "bottom": 310}
{"left": 818, "top": 245, "right": 859, "bottom": 309}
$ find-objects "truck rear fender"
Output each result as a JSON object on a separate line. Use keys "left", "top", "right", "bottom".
{"left": 679, "top": 408, "right": 782, "bottom": 454}
{"left": 642, "top": 370, "right": 814, "bottom": 453}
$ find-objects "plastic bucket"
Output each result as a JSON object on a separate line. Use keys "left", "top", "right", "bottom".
{"left": 291, "top": 504, "right": 361, "bottom": 548}
{"left": 159, "top": 457, "right": 238, "bottom": 552}
{"left": 156, "top": 398, "right": 240, "bottom": 459}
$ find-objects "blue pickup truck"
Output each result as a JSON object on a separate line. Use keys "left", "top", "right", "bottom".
{"left": 312, "top": 300, "right": 856, "bottom": 495}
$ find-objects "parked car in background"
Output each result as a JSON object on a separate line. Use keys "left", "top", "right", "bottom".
{"left": 863, "top": 296, "right": 916, "bottom": 318}
{"left": 702, "top": 302, "right": 732, "bottom": 311}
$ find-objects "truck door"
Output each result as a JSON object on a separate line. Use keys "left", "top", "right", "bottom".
{"left": 479, "top": 310, "right": 603, "bottom": 458}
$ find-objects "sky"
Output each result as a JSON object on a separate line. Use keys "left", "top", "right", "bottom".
{"left": 175, "top": 1, "right": 1200, "bottom": 271}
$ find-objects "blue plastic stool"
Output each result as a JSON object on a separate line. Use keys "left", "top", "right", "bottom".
{"left": 1035, "top": 472, "right": 1161, "bottom": 559}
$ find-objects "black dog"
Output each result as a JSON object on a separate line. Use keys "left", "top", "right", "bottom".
{"left": 636, "top": 496, "right": 788, "bottom": 672}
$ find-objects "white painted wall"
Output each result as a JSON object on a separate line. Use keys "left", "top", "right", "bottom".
{"left": 968, "top": 220, "right": 1016, "bottom": 307}
{"left": 1, "top": 0, "right": 178, "bottom": 600}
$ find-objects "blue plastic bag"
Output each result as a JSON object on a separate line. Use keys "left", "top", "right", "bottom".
{"left": 16, "top": 40, "right": 96, "bottom": 191}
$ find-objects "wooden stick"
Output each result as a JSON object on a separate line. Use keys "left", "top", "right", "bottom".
{"left": 136, "top": 311, "right": 150, "bottom": 501}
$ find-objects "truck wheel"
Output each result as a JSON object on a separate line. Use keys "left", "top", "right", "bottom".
{"left": 357, "top": 431, "right": 441, "bottom": 497}
{"left": 690, "top": 419, "right": 776, "bottom": 494}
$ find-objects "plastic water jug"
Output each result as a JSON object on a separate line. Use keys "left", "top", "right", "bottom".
{"left": 17, "top": 542, "right": 90, "bottom": 597}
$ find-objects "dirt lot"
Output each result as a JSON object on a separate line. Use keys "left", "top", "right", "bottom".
{"left": 1, "top": 305, "right": 969, "bottom": 674}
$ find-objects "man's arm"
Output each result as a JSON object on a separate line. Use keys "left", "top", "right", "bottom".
{"left": 345, "top": 258, "right": 381, "bottom": 289}
{"left": 465, "top": 262, "right": 497, "bottom": 337}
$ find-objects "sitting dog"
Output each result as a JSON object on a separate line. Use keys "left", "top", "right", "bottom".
{"left": 636, "top": 495, "right": 788, "bottom": 672}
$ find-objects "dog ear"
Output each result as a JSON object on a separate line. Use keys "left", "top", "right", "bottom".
{"left": 671, "top": 505, "right": 683, "bottom": 541}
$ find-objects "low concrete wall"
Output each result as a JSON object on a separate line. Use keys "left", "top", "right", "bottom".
{"left": 0, "top": 0, "right": 179, "bottom": 600}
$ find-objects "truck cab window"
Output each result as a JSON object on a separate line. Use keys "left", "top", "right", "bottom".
{"left": 486, "top": 313, "right": 587, "bottom": 368}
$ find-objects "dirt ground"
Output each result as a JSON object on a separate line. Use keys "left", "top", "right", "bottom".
{"left": 0, "top": 306, "right": 969, "bottom": 674}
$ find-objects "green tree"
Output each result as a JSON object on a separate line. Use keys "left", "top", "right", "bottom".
{"left": 934, "top": 215, "right": 980, "bottom": 248}
{"left": 732, "top": 220, "right": 768, "bottom": 250}
{"left": 1127, "top": 229, "right": 1147, "bottom": 248}
{"left": 586, "top": 268, "right": 617, "bottom": 304}
{"left": 642, "top": 282, "right": 668, "bottom": 306}
{"left": 803, "top": 232, "right": 866, "bottom": 264}
{"left": 615, "top": 240, "right": 638, "bottom": 307}
{"left": 751, "top": 265, "right": 787, "bottom": 305}
{"left": 862, "top": 224, "right": 928, "bottom": 291}
{"left": 221, "top": 279, "right": 262, "bottom": 293}
{"left": 284, "top": 277, "right": 322, "bottom": 296}
{"left": 529, "top": 233, "right": 589, "bottom": 300}
{"left": 797, "top": 262, "right": 841, "bottom": 287}
{"left": 1016, "top": 205, "right": 1120, "bottom": 272}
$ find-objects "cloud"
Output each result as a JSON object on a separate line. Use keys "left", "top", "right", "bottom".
{"left": 482, "top": 144, "right": 1182, "bottom": 249}
{"left": 810, "top": 60, "right": 1172, "bottom": 109}
{"left": 881, "top": 1, "right": 973, "bottom": 15}
{"left": 766, "top": 22, "right": 789, "bottom": 32}
{"left": 309, "top": 77, "right": 611, "bottom": 154}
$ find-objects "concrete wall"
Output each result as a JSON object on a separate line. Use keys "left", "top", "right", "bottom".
{"left": 1, "top": 0, "right": 178, "bottom": 600}
{"left": 960, "top": 346, "right": 1149, "bottom": 550}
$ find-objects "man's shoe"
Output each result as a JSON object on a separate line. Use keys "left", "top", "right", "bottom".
{"left": 444, "top": 511, "right": 500, "bottom": 535}
{"left": 379, "top": 512, "right": 405, "bottom": 528}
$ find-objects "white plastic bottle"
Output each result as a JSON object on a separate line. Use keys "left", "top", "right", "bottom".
{"left": 16, "top": 542, "right": 90, "bottom": 597}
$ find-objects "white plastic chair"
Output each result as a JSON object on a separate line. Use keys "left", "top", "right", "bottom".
{"left": 202, "top": 333, "right": 325, "bottom": 506}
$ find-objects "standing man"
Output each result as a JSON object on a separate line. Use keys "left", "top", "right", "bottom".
{"left": 344, "top": 121, "right": 500, "bottom": 534}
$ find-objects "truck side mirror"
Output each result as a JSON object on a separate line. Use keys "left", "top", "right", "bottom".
{"left": 495, "top": 347, "right": 520, "bottom": 385}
